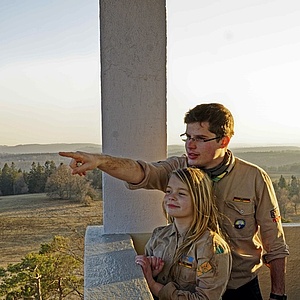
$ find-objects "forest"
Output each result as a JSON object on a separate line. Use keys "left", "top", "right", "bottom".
{"left": 0, "top": 161, "right": 102, "bottom": 203}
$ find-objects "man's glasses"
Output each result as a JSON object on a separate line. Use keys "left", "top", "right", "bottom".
{"left": 180, "top": 133, "right": 221, "bottom": 143}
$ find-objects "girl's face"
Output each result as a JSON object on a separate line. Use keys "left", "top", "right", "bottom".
{"left": 164, "top": 174, "right": 194, "bottom": 222}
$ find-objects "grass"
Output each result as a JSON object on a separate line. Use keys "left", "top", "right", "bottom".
{"left": 0, "top": 193, "right": 103, "bottom": 268}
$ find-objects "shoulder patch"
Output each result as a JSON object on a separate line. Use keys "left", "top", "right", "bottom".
{"left": 197, "top": 261, "right": 212, "bottom": 277}
{"left": 215, "top": 244, "right": 225, "bottom": 254}
{"left": 270, "top": 207, "right": 281, "bottom": 222}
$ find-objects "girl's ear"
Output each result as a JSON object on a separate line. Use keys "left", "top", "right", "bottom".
{"left": 220, "top": 136, "right": 230, "bottom": 148}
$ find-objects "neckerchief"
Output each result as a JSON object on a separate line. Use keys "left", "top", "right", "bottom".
{"left": 202, "top": 150, "right": 235, "bottom": 182}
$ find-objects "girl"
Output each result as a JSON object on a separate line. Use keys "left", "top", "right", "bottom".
{"left": 135, "top": 167, "right": 231, "bottom": 299}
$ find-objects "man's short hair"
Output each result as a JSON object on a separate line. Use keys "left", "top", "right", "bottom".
{"left": 184, "top": 103, "right": 234, "bottom": 138}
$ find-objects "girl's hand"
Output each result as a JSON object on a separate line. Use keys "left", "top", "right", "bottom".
{"left": 135, "top": 255, "right": 164, "bottom": 281}
{"left": 135, "top": 255, "right": 155, "bottom": 284}
{"left": 135, "top": 255, "right": 164, "bottom": 296}
{"left": 147, "top": 256, "right": 164, "bottom": 277}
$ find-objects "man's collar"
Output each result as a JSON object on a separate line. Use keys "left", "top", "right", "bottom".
{"left": 203, "top": 150, "right": 235, "bottom": 182}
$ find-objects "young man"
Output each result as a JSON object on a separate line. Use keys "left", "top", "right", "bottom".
{"left": 59, "top": 103, "right": 289, "bottom": 300}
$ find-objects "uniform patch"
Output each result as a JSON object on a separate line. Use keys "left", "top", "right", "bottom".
{"left": 234, "top": 219, "right": 246, "bottom": 229}
{"left": 197, "top": 261, "right": 212, "bottom": 276}
{"left": 233, "top": 197, "right": 251, "bottom": 203}
{"left": 179, "top": 255, "right": 194, "bottom": 268}
{"left": 270, "top": 208, "right": 281, "bottom": 222}
{"left": 215, "top": 244, "right": 224, "bottom": 254}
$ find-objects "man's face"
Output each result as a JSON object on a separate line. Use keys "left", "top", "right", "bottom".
{"left": 184, "top": 122, "right": 225, "bottom": 169}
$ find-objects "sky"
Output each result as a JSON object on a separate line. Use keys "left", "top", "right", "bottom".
{"left": 0, "top": 0, "right": 100, "bottom": 146}
{"left": 1, "top": 0, "right": 300, "bottom": 147}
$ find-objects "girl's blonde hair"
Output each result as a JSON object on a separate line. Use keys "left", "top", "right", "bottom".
{"left": 164, "top": 167, "right": 222, "bottom": 275}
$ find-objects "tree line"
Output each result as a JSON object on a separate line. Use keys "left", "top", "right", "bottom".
{"left": 0, "top": 161, "right": 102, "bottom": 202}
{"left": 265, "top": 163, "right": 300, "bottom": 174}
{"left": 273, "top": 175, "right": 300, "bottom": 221}
{"left": 0, "top": 160, "right": 299, "bottom": 219}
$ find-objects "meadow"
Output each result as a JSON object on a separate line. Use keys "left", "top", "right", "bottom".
{"left": 0, "top": 193, "right": 103, "bottom": 268}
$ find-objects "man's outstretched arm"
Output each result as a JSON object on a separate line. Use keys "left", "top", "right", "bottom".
{"left": 59, "top": 151, "right": 144, "bottom": 184}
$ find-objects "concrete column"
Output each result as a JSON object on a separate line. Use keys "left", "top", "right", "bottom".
{"left": 100, "top": 0, "right": 167, "bottom": 234}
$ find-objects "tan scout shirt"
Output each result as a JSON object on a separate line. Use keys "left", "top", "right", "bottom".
{"left": 145, "top": 224, "right": 232, "bottom": 299}
{"left": 127, "top": 152, "right": 289, "bottom": 289}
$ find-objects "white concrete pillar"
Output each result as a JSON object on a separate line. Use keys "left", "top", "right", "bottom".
{"left": 100, "top": 0, "right": 167, "bottom": 234}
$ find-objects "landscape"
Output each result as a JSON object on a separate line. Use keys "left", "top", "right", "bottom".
{"left": 1, "top": 143, "right": 300, "bottom": 179}
{"left": 0, "top": 143, "right": 299, "bottom": 297}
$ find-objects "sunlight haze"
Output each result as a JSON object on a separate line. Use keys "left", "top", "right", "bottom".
{"left": 1, "top": 0, "right": 300, "bottom": 147}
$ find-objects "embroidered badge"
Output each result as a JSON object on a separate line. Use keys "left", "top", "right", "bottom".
{"left": 234, "top": 219, "right": 246, "bottom": 229}
{"left": 179, "top": 255, "right": 194, "bottom": 268}
{"left": 215, "top": 244, "right": 224, "bottom": 254}
{"left": 197, "top": 261, "right": 212, "bottom": 277}
{"left": 233, "top": 197, "right": 251, "bottom": 203}
{"left": 270, "top": 208, "right": 281, "bottom": 223}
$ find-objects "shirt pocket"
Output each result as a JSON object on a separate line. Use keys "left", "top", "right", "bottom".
{"left": 223, "top": 200, "right": 256, "bottom": 239}
{"left": 176, "top": 265, "right": 197, "bottom": 290}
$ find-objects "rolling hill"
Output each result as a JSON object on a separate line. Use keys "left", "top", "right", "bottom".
{"left": 0, "top": 144, "right": 299, "bottom": 175}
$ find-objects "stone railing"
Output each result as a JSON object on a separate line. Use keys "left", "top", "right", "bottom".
{"left": 84, "top": 226, "right": 153, "bottom": 299}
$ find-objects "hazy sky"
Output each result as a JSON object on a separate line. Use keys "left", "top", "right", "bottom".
{"left": 0, "top": 0, "right": 100, "bottom": 146}
{"left": 1, "top": 0, "right": 300, "bottom": 147}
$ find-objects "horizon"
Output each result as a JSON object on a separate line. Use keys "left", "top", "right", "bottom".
{"left": 1, "top": 142, "right": 300, "bottom": 149}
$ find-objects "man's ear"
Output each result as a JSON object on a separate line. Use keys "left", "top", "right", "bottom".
{"left": 220, "top": 136, "right": 230, "bottom": 148}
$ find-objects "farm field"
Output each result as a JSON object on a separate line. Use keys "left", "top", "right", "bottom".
{"left": 0, "top": 193, "right": 103, "bottom": 268}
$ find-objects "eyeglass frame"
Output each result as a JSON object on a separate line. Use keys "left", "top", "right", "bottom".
{"left": 180, "top": 133, "right": 222, "bottom": 143}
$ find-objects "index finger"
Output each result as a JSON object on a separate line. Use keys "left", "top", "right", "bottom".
{"left": 59, "top": 151, "right": 80, "bottom": 159}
